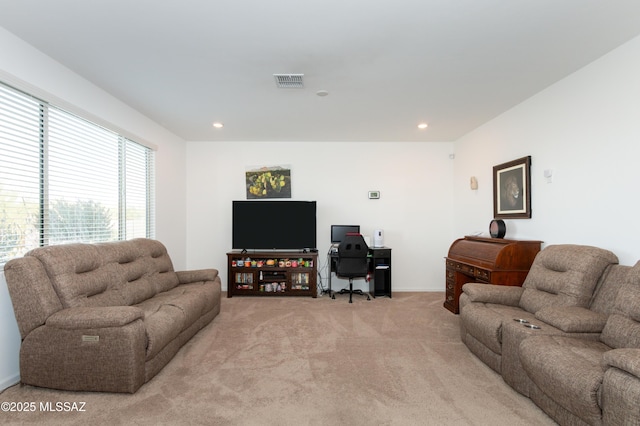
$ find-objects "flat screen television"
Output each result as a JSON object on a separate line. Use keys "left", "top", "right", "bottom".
{"left": 232, "top": 200, "right": 317, "bottom": 251}
{"left": 331, "top": 225, "right": 360, "bottom": 243}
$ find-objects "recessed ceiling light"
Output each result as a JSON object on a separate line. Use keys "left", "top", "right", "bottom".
{"left": 418, "top": 123, "right": 428, "bottom": 129}
{"left": 213, "top": 122, "right": 224, "bottom": 128}
{"left": 316, "top": 90, "right": 329, "bottom": 97}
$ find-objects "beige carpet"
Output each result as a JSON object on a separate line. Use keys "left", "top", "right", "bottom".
{"left": 0, "top": 292, "right": 555, "bottom": 425}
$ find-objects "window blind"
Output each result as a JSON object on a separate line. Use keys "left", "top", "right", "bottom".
{"left": 0, "top": 85, "right": 41, "bottom": 264}
{"left": 122, "top": 138, "right": 155, "bottom": 239}
{"left": 0, "top": 82, "right": 155, "bottom": 266}
{"left": 46, "top": 107, "right": 120, "bottom": 244}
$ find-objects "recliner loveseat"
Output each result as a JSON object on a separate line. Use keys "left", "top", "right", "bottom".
{"left": 459, "top": 245, "right": 619, "bottom": 380}
{"left": 4, "top": 238, "right": 221, "bottom": 393}
{"left": 519, "top": 260, "right": 640, "bottom": 425}
{"left": 459, "top": 244, "right": 640, "bottom": 425}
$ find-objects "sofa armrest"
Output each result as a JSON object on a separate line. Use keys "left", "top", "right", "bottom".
{"left": 534, "top": 306, "right": 608, "bottom": 333}
{"left": 46, "top": 306, "right": 144, "bottom": 329}
{"left": 601, "top": 349, "right": 640, "bottom": 425}
{"left": 461, "top": 283, "right": 523, "bottom": 306}
{"left": 176, "top": 268, "right": 219, "bottom": 284}
{"left": 603, "top": 348, "right": 640, "bottom": 378}
{"left": 23, "top": 307, "right": 146, "bottom": 393}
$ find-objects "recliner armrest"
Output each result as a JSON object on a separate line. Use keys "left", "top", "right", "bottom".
{"left": 535, "top": 306, "right": 608, "bottom": 333}
{"left": 176, "top": 269, "right": 219, "bottom": 284}
{"left": 46, "top": 306, "right": 144, "bottom": 329}
{"left": 461, "top": 283, "right": 523, "bottom": 306}
{"left": 603, "top": 348, "right": 640, "bottom": 378}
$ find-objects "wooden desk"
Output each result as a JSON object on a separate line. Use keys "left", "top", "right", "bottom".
{"left": 327, "top": 247, "right": 392, "bottom": 298}
{"left": 444, "top": 236, "right": 542, "bottom": 314}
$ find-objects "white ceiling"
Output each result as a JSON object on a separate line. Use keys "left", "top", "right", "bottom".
{"left": 1, "top": 0, "right": 640, "bottom": 142}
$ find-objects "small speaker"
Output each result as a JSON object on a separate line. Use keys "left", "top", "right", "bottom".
{"left": 373, "top": 229, "right": 384, "bottom": 247}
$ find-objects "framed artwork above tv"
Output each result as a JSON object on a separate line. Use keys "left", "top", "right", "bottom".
{"left": 245, "top": 165, "right": 291, "bottom": 199}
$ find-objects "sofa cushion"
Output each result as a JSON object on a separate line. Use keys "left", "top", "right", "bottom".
{"left": 520, "top": 335, "right": 611, "bottom": 426}
{"left": 26, "top": 239, "right": 179, "bottom": 309}
{"left": 133, "top": 281, "right": 217, "bottom": 360}
{"left": 519, "top": 245, "right": 618, "bottom": 313}
{"left": 601, "top": 315, "right": 640, "bottom": 350}
{"left": 135, "top": 299, "right": 186, "bottom": 360}
{"left": 600, "top": 261, "right": 640, "bottom": 349}
{"left": 28, "top": 243, "right": 123, "bottom": 308}
{"left": 171, "top": 281, "right": 219, "bottom": 316}
{"left": 152, "top": 286, "right": 211, "bottom": 329}
{"left": 589, "top": 264, "right": 632, "bottom": 315}
{"left": 130, "top": 238, "right": 181, "bottom": 294}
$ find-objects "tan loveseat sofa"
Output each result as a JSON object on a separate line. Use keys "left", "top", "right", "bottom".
{"left": 459, "top": 244, "right": 640, "bottom": 425}
{"left": 4, "top": 238, "right": 221, "bottom": 393}
{"left": 519, "top": 260, "right": 640, "bottom": 425}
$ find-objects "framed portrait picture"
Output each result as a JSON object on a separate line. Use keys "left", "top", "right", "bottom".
{"left": 493, "top": 156, "right": 531, "bottom": 219}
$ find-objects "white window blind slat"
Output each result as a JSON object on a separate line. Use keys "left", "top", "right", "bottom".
{"left": 0, "top": 82, "right": 155, "bottom": 264}
{"left": 0, "top": 85, "right": 41, "bottom": 263}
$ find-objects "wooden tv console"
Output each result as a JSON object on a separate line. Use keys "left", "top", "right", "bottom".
{"left": 226, "top": 251, "right": 318, "bottom": 298}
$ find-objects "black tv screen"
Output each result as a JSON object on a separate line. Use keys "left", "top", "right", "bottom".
{"left": 232, "top": 201, "right": 317, "bottom": 250}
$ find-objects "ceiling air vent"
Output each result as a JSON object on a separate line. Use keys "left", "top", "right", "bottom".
{"left": 274, "top": 74, "right": 304, "bottom": 88}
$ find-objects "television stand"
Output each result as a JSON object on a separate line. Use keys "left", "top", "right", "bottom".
{"left": 226, "top": 251, "right": 318, "bottom": 298}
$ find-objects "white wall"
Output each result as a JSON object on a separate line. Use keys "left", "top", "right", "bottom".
{"left": 185, "top": 141, "right": 455, "bottom": 293}
{"left": 453, "top": 34, "right": 640, "bottom": 266}
{"left": 0, "top": 27, "right": 188, "bottom": 390}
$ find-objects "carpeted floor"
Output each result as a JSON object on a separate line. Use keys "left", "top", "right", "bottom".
{"left": 0, "top": 292, "right": 556, "bottom": 425}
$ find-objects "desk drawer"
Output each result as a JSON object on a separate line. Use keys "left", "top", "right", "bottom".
{"left": 475, "top": 268, "right": 491, "bottom": 282}
{"left": 457, "top": 263, "right": 475, "bottom": 275}
{"left": 446, "top": 259, "right": 475, "bottom": 275}
{"left": 445, "top": 291, "right": 455, "bottom": 304}
{"left": 372, "top": 248, "right": 391, "bottom": 258}
{"left": 446, "top": 279, "right": 455, "bottom": 293}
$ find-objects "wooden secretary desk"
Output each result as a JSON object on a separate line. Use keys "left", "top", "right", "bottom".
{"left": 444, "top": 236, "right": 542, "bottom": 314}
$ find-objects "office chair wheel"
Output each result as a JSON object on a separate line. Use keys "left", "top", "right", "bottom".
{"left": 367, "top": 295, "right": 371, "bottom": 300}
{"left": 331, "top": 294, "right": 335, "bottom": 299}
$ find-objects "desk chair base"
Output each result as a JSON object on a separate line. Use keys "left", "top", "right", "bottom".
{"left": 331, "top": 278, "right": 371, "bottom": 303}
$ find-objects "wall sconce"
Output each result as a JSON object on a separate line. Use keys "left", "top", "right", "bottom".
{"left": 470, "top": 176, "right": 478, "bottom": 190}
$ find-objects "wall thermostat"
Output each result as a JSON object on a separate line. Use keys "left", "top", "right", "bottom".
{"left": 368, "top": 191, "right": 380, "bottom": 199}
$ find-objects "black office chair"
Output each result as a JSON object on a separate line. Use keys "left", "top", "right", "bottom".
{"left": 332, "top": 233, "right": 371, "bottom": 303}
